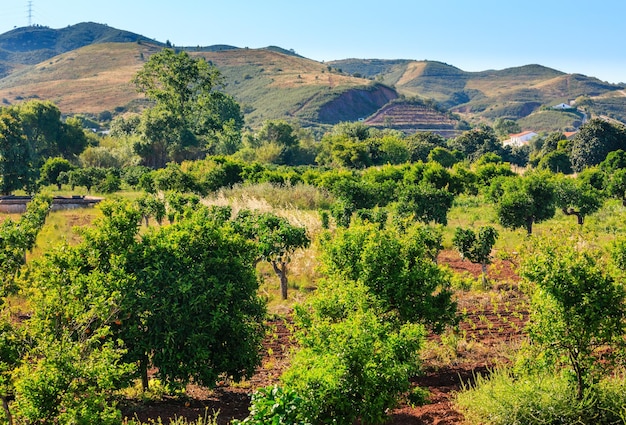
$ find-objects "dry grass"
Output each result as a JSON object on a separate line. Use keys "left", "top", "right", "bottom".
{"left": 0, "top": 42, "right": 157, "bottom": 113}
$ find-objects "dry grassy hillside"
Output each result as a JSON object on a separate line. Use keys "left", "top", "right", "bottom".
{"left": 0, "top": 42, "right": 161, "bottom": 113}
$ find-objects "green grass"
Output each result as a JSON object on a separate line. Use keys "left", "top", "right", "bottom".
{"left": 518, "top": 109, "right": 584, "bottom": 132}
{"left": 456, "top": 368, "right": 626, "bottom": 425}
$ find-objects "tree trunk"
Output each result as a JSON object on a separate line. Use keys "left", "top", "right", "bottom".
{"left": 481, "top": 262, "right": 488, "bottom": 287}
{"left": 1, "top": 395, "right": 13, "bottom": 425}
{"left": 140, "top": 353, "right": 149, "bottom": 391}
{"left": 562, "top": 208, "right": 584, "bottom": 225}
{"left": 576, "top": 213, "right": 584, "bottom": 226}
{"left": 272, "top": 261, "right": 289, "bottom": 300}
{"left": 525, "top": 217, "right": 533, "bottom": 235}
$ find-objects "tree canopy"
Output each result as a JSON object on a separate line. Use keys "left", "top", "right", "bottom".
{"left": 133, "top": 49, "right": 243, "bottom": 167}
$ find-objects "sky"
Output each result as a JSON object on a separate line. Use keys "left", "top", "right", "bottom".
{"left": 1, "top": 0, "right": 624, "bottom": 84}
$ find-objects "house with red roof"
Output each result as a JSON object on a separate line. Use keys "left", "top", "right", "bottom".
{"left": 503, "top": 131, "right": 538, "bottom": 147}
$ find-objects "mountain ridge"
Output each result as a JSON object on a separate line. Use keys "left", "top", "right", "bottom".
{"left": 0, "top": 22, "right": 624, "bottom": 133}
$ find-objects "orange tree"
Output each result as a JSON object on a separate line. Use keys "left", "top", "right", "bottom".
{"left": 10, "top": 200, "right": 265, "bottom": 423}
{"left": 520, "top": 237, "right": 626, "bottom": 400}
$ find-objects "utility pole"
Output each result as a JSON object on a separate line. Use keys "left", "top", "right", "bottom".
{"left": 27, "top": 0, "right": 33, "bottom": 26}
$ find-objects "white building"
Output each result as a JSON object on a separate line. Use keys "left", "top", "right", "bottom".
{"left": 552, "top": 103, "right": 573, "bottom": 110}
{"left": 503, "top": 131, "right": 538, "bottom": 147}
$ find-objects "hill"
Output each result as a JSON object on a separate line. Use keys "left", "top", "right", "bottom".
{"left": 0, "top": 31, "right": 399, "bottom": 129}
{"left": 1, "top": 22, "right": 625, "bottom": 133}
{"left": 331, "top": 59, "right": 626, "bottom": 128}
{"left": 0, "top": 22, "right": 158, "bottom": 71}
{"left": 363, "top": 98, "right": 467, "bottom": 136}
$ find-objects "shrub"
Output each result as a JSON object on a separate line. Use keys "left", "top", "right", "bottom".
{"left": 232, "top": 385, "right": 311, "bottom": 425}
{"left": 283, "top": 299, "right": 424, "bottom": 425}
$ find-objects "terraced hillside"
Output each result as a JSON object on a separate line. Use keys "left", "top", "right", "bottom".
{"left": 364, "top": 99, "right": 466, "bottom": 136}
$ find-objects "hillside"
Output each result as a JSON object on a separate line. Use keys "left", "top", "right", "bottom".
{"left": 0, "top": 33, "right": 398, "bottom": 129}
{"left": 192, "top": 48, "right": 397, "bottom": 128}
{"left": 364, "top": 98, "right": 466, "bottom": 136}
{"left": 332, "top": 59, "right": 626, "bottom": 127}
{"left": 0, "top": 22, "right": 158, "bottom": 71}
{"left": 0, "top": 42, "right": 160, "bottom": 114}
{"left": 0, "top": 22, "right": 625, "bottom": 133}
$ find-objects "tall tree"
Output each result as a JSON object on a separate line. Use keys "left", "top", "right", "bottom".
{"left": 18, "top": 100, "right": 89, "bottom": 161}
{"left": 569, "top": 119, "right": 626, "bottom": 172}
{"left": 133, "top": 48, "right": 243, "bottom": 167}
{"left": 448, "top": 125, "right": 504, "bottom": 162}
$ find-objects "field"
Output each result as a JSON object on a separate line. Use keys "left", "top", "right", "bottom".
{"left": 5, "top": 184, "right": 626, "bottom": 424}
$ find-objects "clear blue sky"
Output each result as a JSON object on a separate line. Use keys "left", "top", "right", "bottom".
{"left": 1, "top": 0, "right": 624, "bottom": 83}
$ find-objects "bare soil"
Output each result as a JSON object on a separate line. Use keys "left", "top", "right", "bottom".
{"left": 121, "top": 250, "right": 526, "bottom": 424}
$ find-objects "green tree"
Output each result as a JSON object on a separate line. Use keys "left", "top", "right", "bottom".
{"left": 64, "top": 167, "right": 106, "bottom": 193}
{"left": 405, "top": 131, "right": 447, "bottom": 162}
{"left": 606, "top": 167, "right": 626, "bottom": 205}
{"left": 133, "top": 48, "right": 243, "bottom": 167}
{"left": 284, "top": 299, "right": 424, "bottom": 425}
{"left": 135, "top": 193, "right": 166, "bottom": 226}
{"left": 520, "top": 238, "right": 626, "bottom": 400}
{"left": 14, "top": 248, "right": 135, "bottom": 424}
{"left": 39, "top": 157, "right": 74, "bottom": 190}
{"left": 490, "top": 172, "right": 555, "bottom": 235}
{"left": 452, "top": 226, "right": 499, "bottom": 286}
{"left": 448, "top": 125, "right": 504, "bottom": 162}
{"left": 0, "top": 108, "right": 37, "bottom": 195}
{"left": 493, "top": 118, "right": 521, "bottom": 139}
{"left": 599, "top": 149, "right": 626, "bottom": 172}
{"left": 0, "top": 315, "right": 23, "bottom": 424}
{"left": 536, "top": 149, "right": 573, "bottom": 174}
{"left": 233, "top": 210, "right": 310, "bottom": 300}
{"left": 320, "top": 223, "right": 456, "bottom": 331}
{"left": 128, "top": 206, "right": 266, "bottom": 388}
{"left": 553, "top": 175, "right": 603, "bottom": 225}
{"left": 26, "top": 200, "right": 266, "bottom": 395}
{"left": 428, "top": 146, "right": 460, "bottom": 168}
{"left": 0, "top": 194, "right": 51, "bottom": 298}
{"left": 569, "top": 118, "right": 626, "bottom": 172}
{"left": 18, "top": 100, "right": 89, "bottom": 161}
{"left": 395, "top": 183, "right": 455, "bottom": 226}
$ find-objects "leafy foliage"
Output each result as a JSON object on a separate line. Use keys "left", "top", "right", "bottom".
{"left": 489, "top": 171, "right": 555, "bottom": 234}
{"left": 569, "top": 118, "right": 626, "bottom": 172}
{"left": 457, "top": 368, "right": 626, "bottom": 425}
{"left": 319, "top": 223, "right": 456, "bottom": 332}
{"left": 0, "top": 107, "right": 37, "bottom": 194}
{"left": 553, "top": 174, "right": 603, "bottom": 225}
{"left": 452, "top": 226, "right": 498, "bottom": 285}
{"left": 233, "top": 210, "right": 310, "bottom": 299}
{"left": 0, "top": 194, "right": 51, "bottom": 298}
{"left": 232, "top": 385, "right": 311, "bottom": 425}
{"left": 285, "top": 281, "right": 425, "bottom": 425}
{"left": 520, "top": 237, "right": 626, "bottom": 399}
{"left": 133, "top": 49, "right": 243, "bottom": 167}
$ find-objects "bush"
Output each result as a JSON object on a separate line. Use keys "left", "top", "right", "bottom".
{"left": 283, "top": 300, "right": 425, "bottom": 425}
{"left": 232, "top": 385, "right": 311, "bottom": 425}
